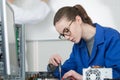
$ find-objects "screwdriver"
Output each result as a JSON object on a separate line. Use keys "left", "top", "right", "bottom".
{"left": 59, "top": 62, "right": 62, "bottom": 80}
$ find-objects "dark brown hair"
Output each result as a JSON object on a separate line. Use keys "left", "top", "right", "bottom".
{"left": 54, "top": 4, "right": 93, "bottom": 26}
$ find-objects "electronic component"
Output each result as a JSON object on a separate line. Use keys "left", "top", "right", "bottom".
{"left": 26, "top": 72, "right": 58, "bottom": 80}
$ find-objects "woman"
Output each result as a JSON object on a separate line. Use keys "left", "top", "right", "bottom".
{"left": 48, "top": 4, "right": 120, "bottom": 80}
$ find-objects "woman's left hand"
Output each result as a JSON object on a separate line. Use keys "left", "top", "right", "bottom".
{"left": 62, "top": 70, "right": 83, "bottom": 80}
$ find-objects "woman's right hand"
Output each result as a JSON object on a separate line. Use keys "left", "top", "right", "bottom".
{"left": 49, "top": 54, "right": 62, "bottom": 66}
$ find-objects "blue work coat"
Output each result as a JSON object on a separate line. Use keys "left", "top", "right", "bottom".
{"left": 53, "top": 23, "right": 120, "bottom": 78}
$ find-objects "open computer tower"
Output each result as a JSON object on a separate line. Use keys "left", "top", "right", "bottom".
{"left": 0, "top": 0, "right": 25, "bottom": 79}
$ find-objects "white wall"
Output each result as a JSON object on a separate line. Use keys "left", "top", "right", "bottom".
{"left": 26, "top": 40, "right": 73, "bottom": 71}
{"left": 12, "top": 0, "right": 120, "bottom": 71}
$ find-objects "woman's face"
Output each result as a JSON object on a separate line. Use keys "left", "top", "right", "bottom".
{"left": 55, "top": 17, "right": 82, "bottom": 43}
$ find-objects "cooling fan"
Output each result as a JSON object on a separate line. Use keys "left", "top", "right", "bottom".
{"left": 83, "top": 67, "right": 112, "bottom": 80}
